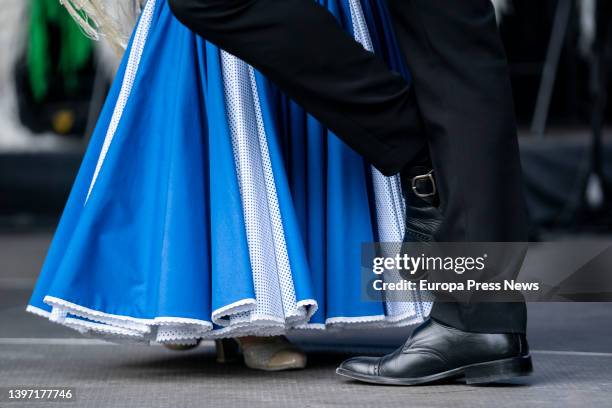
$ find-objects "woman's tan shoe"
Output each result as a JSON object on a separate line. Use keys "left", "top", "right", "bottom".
{"left": 163, "top": 339, "right": 201, "bottom": 351}
{"left": 240, "top": 336, "right": 307, "bottom": 371}
{"left": 216, "top": 336, "right": 307, "bottom": 371}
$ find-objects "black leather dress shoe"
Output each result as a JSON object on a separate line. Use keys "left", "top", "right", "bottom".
{"left": 400, "top": 165, "right": 443, "bottom": 242}
{"left": 336, "top": 319, "right": 532, "bottom": 385}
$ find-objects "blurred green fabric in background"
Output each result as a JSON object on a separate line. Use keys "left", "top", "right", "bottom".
{"left": 28, "top": 0, "right": 93, "bottom": 101}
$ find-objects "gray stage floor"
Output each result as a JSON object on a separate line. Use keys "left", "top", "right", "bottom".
{"left": 1, "top": 232, "right": 612, "bottom": 407}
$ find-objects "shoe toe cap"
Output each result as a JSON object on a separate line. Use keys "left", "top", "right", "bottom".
{"left": 338, "top": 356, "right": 380, "bottom": 376}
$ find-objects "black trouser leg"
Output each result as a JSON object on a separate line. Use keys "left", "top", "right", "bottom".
{"left": 168, "top": 0, "right": 528, "bottom": 333}
{"left": 168, "top": 0, "right": 426, "bottom": 176}
{"left": 386, "top": 0, "right": 528, "bottom": 333}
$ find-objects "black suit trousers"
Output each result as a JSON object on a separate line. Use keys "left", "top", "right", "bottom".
{"left": 168, "top": 0, "right": 529, "bottom": 333}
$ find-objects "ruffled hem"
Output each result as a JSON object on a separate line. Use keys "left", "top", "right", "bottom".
{"left": 26, "top": 295, "right": 428, "bottom": 345}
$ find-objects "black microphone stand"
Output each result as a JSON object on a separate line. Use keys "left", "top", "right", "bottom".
{"left": 577, "top": 0, "right": 612, "bottom": 230}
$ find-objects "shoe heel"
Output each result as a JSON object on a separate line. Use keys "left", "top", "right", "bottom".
{"left": 215, "top": 339, "right": 240, "bottom": 364}
{"left": 464, "top": 355, "right": 533, "bottom": 384}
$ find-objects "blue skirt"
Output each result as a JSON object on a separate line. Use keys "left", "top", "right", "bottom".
{"left": 27, "top": 0, "right": 432, "bottom": 343}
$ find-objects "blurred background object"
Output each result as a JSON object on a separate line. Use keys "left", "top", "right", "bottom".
{"left": 19, "top": 0, "right": 95, "bottom": 136}
{"left": 0, "top": 0, "right": 125, "bottom": 223}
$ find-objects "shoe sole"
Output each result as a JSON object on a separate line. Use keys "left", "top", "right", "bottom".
{"left": 245, "top": 358, "right": 307, "bottom": 372}
{"left": 336, "top": 355, "right": 533, "bottom": 385}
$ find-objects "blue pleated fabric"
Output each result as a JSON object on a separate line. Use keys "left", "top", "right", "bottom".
{"left": 27, "top": 0, "right": 431, "bottom": 344}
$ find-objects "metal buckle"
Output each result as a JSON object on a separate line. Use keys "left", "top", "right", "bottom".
{"left": 411, "top": 170, "right": 436, "bottom": 198}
